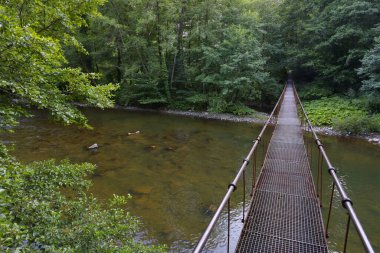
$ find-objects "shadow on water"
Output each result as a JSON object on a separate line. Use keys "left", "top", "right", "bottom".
{"left": 4, "top": 108, "right": 380, "bottom": 252}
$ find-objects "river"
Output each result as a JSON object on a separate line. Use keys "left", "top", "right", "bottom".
{"left": 6, "top": 108, "right": 380, "bottom": 252}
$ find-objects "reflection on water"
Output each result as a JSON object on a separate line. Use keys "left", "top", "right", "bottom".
{"left": 5, "top": 108, "right": 380, "bottom": 252}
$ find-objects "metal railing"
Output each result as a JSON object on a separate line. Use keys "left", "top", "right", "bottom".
{"left": 292, "top": 82, "right": 375, "bottom": 253}
{"left": 193, "top": 85, "right": 286, "bottom": 253}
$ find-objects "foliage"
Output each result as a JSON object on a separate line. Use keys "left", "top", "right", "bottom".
{"left": 185, "top": 94, "right": 209, "bottom": 111}
{"left": 358, "top": 35, "right": 380, "bottom": 112}
{"left": 279, "top": 0, "right": 380, "bottom": 92}
{"left": 303, "top": 97, "right": 380, "bottom": 134}
{"left": 0, "top": 154, "right": 165, "bottom": 252}
{"left": 333, "top": 114, "right": 380, "bottom": 134}
{"left": 67, "top": 0, "right": 280, "bottom": 113}
{"left": 119, "top": 81, "right": 168, "bottom": 107}
{"left": 0, "top": 1, "right": 118, "bottom": 128}
{"left": 364, "top": 93, "right": 380, "bottom": 113}
{"left": 207, "top": 96, "right": 229, "bottom": 113}
{"left": 298, "top": 83, "right": 333, "bottom": 101}
{"left": 0, "top": 0, "right": 163, "bottom": 251}
{"left": 303, "top": 97, "right": 367, "bottom": 126}
{"left": 229, "top": 104, "right": 256, "bottom": 116}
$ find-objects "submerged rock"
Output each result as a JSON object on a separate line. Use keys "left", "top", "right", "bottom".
{"left": 134, "top": 185, "right": 153, "bottom": 194}
{"left": 128, "top": 130, "right": 141, "bottom": 136}
{"left": 165, "top": 146, "right": 176, "bottom": 151}
{"left": 202, "top": 204, "right": 217, "bottom": 216}
{"left": 88, "top": 143, "right": 99, "bottom": 149}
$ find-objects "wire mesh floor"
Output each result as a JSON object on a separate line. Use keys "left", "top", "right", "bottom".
{"left": 236, "top": 85, "right": 328, "bottom": 253}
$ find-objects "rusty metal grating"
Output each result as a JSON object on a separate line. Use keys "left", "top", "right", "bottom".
{"left": 236, "top": 85, "right": 327, "bottom": 253}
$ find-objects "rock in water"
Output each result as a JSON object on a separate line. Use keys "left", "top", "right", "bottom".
{"left": 88, "top": 143, "right": 99, "bottom": 149}
{"left": 128, "top": 130, "right": 141, "bottom": 136}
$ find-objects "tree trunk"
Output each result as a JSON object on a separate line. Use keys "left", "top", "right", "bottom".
{"left": 156, "top": 0, "right": 171, "bottom": 101}
{"left": 170, "top": 0, "right": 187, "bottom": 89}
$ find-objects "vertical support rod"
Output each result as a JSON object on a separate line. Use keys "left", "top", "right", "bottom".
{"left": 344, "top": 214, "right": 351, "bottom": 253}
{"left": 326, "top": 182, "right": 335, "bottom": 238}
{"left": 242, "top": 170, "right": 246, "bottom": 223}
{"left": 319, "top": 154, "right": 323, "bottom": 206}
{"left": 251, "top": 149, "right": 257, "bottom": 196}
{"left": 227, "top": 198, "right": 230, "bottom": 253}
{"left": 317, "top": 149, "right": 321, "bottom": 197}
{"left": 309, "top": 126, "right": 313, "bottom": 165}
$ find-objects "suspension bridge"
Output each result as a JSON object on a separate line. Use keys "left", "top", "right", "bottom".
{"left": 194, "top": 82, "right": 375, "bottom": 253}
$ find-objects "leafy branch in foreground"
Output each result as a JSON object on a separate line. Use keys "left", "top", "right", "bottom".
{"left": 0, "top": 0, "right": 164, "bottom": 251}
{"left": 0, "top": 154, "right": 165, "bottom": 252}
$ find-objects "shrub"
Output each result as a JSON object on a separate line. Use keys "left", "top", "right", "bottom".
{"left": 298, "top": 83, "right": 333, "bottom": 101}
{"left": 303, "top": 97, "right": 366, "bottom": 126}
{"left": 185, "top": 94, "right": 209, "bottom": 111}
{"left": 0, "top": 155, "right": 166, "bottom": 252}
{"left": 303, "top": 97, "right": 380, "bottom": 134}
{"left": 333, "top": 115, "right": 380, "bottom": 134}
{"left": 365, "top": 93, "right": 380, "bottom": 113}
{"left": 207, "top": 96, "right": 229, "bottom": 113}
{"left": 229, "top": 104, "right": 256, "bottom": 116}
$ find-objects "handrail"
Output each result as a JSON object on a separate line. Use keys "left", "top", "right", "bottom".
{"left": 292, "top": 83, "right": 375, "bottom": 253}
{"left": 193, "top": 85, "right": 286, "bottom": 253}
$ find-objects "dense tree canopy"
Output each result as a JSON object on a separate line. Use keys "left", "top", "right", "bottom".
{"left": 278, "top": 0, "right": 380, "bottom": 92}
{"left": 66, "top": 0, "right": 280, "bottom": 113}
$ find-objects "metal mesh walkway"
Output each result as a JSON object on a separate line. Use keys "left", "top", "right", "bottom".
{"left": 236, "top": 85, "right": 328, "bottom": 253}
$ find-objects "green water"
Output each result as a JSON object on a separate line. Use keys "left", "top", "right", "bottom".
{"left": 6, "top": 108, "right": 380, "bottom": 252}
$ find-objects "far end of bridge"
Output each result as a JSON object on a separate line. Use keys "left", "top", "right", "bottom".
{"left": 194, "top": 82, "right": 375, "bottom": 253}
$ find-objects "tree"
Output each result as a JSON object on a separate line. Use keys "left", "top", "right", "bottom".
{"left": 0, "top": 1, "right": 164, "bottom": 251}
{"left": 278, "top": 0, "right": 380, "bottom": 92}
{"left": 0, "top": 0, "right": 118, "bottom": 127}
{"left": 359, "top": 35, "right": 380, "bottom": 92}
{"left": 358, "top": 34, "right": 380, "bottom": 113}
{"left": 67, "top": 0, "right": 281, "bottom": 112}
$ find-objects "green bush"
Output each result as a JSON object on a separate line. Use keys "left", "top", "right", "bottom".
{"left": 229, "top": 104, "right": 256, "bottom": 116}
{"left": 333, "top": 115, "right": 380, "bottom": 134}
{"left": 118, "top": 81, "right": 168, "bottom": 107}
{"left": 207, "top": 96, "right": 229, "bottom": 113}
{"left": 365, "top": 93, "right": 380, "bottom": 113}
{"left": 303, "top": 97, "right": 380, "bottom": 134}
{"left": 298, "top": 83, "right": 333, "bottom": 101}
{"left": 185, "top": 94, "right": 209, "bottom": 111}
{"left": 138, "top": 97, "right": 168, "bottom": 107}
{"left": 0, "top": 155, "right": 166, "bottom": 252}
{"left": 303, "top": 97, "right": 366, "bottom": 126}
{"left": 168, "top": 100, "right": 193, "bottom": 111}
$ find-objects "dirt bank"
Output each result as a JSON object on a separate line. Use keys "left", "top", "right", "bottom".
{"left": 78, "top": 104, "right": 380, "bottom": 146}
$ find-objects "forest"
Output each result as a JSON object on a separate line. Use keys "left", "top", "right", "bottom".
{"left": 0, "top": 0, "right": 379, "bottom": 252}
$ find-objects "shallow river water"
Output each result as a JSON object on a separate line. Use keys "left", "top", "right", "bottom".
{"left": 6, "top": 108, "right": 380, "bottom": 252}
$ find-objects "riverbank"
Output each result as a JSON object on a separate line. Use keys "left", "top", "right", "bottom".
{"left": 312, "top": 126, "right": 380, "bottom": 145}
{"left": 116, "top": 106, "right": 269, "bottom": 124}
{"left": 114, "top": 106, "right": 380, "bottom": 146}
{"left": 74, "top": 103, "right": 380, "bottom": 146}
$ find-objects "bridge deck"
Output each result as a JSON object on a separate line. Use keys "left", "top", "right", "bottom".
{"left": 236, "top": 85, "right": 328, "bottom": 252}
